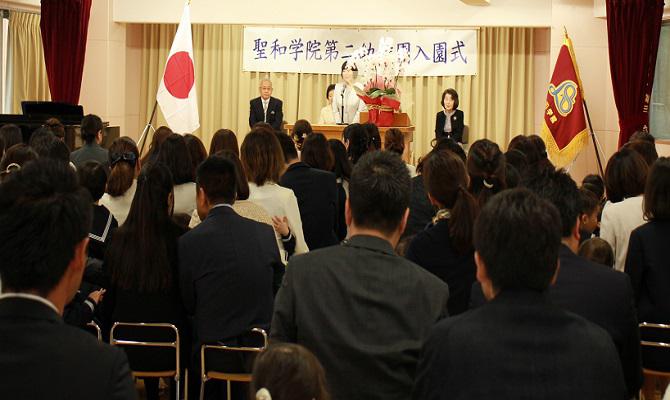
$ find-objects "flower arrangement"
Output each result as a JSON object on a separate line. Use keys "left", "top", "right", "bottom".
{"left": 346, "top": 37, "right": 410, "bottom": 126}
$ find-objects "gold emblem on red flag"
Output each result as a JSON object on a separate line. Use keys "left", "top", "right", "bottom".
{"left": 548, "top": 80, "right": 578, "bottom": 117}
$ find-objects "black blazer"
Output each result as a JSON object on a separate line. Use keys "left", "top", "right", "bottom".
{"left": 434, "top": 109, "right": 464, "bottom": 143}
{"left": 279, "top": 162, "right": 339, "bottom": 250}
{"left": 625, "top": 220, "right": 670, "bottom": 324}
{"left": 179, "top": 206, "right": 282, "bottom": 347}
{"left": 272, "top": 235, "right": 449, "bottom": 400}
{"left": 470, "top": 244, "right": 642, "bottom": 397}
{"left": 249, "top": 96, "right": 283, "bottom": 131}
{"left": 403, "top": 175, "right": 435, "bottom": 239}
{"left": 414, "top": 289, "right": 626, "bottom": 400}
{"left": 405, "top": 219, "right": 476, "bottom": 316}
{"left": 0, "top": 297, "right": 136, "bottom": 400}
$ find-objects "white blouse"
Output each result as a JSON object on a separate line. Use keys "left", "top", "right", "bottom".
{"left": 318, "top": 105, "right": 336, "bottom": 124}
{"left": 100, "top": 180, "right": 137, "bottom": 226}
{"left": 248, "top": 181, "right": 309, "bottom": 255}
{"left": 173, "top": 182, "right": 197, "bottom": 217}
{"left": 332, "top": 83, "right": 367, "bottom": 124}
{"left": 600, "top": 196, "right": 645, "bottom": 272}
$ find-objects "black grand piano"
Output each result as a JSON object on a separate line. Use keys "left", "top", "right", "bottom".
{"left": 0, "top": 101, "right": 115, "bottom": 150}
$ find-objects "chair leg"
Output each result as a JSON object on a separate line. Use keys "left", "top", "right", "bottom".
{"left": 184, "top": 369, "right": 188, "bottom": 400}
{"left": 227, "top": 380, "right": 231, "bottom": 400}
{"left": 643, "top": 375, "right": 658, "bottom": 400}
{"left": 199, "top": 378, "right": 206, "bottom": 400}
{"left": 175, "top": 375, "right": 180, "bottom": 400}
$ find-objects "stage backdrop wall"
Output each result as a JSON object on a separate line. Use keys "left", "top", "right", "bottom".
{"left": 139, "top": 25, "right": 534, "bottom": 160}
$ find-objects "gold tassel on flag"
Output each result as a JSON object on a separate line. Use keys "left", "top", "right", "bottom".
{"left": 540, "top": 30, "right": 589, "bottom": 169}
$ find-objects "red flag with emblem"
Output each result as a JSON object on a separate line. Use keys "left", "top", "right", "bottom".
{"left": 156, "top": 2, "right": 199, "bottom": 134}
{"left": 540, "top": 34, "right": 588, "bottom": 168}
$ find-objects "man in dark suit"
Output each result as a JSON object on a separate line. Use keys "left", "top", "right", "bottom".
{"left": 0, "top": 160, "right": 136, "bottom": 400}
{"left": 415, "top": 188, "right": 626, "bottom": 400}
{"left": 274, "top": 132, "right": 339, "bottom": 250}
{"left": 272, "top": 151, "right": 449, "bottom": 400}
{"left": 249, "top": 79, "right": 283, "bottom": 131}
{"left": 470, "top": 169, "right": 642, "bottom": 397}
{"left": 179, "top": 155, "right": 282, "bottom": 399}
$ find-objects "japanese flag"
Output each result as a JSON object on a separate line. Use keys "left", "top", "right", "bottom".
{"left": 156, "top": 3, "right": 199, "bottom": 134}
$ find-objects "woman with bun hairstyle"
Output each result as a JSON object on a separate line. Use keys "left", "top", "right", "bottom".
{"left": 467, "top": 139, "right": 506, "bottom": 208}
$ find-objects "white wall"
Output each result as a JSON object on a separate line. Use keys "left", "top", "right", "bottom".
{"left": 0, "top": 0, "right": 39, "bottom": 12}
{"left": 113, "top": 0, "right": 552, "bottom": 27}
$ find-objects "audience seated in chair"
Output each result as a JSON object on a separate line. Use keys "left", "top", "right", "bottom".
{"left": 102, "top": 162, "right": 189, "bottom": 400}
{"left": 471, "top": 168, "right": 642, "bottom": 397}
{"left": 100, "top": 137, "right": 141, "bottom": 225}
{"left": 179, "top": 154, "right": 283, "bottom": 400}
{"left": 405, "top": 149, "right": 478, "bottom": 316}
{"left": 626, "top": 158, "right": 670, "bottom": 374}
{"left": 271, "top": 150, "right": 449, "bottom": 400}
{"left": 241, "top": 127, "right": 309, "bottom": 256}
{"left": 601, "top": 148, "right": 648, "bottom": 271}
{"left": 70, "top": 114, "right": 109, "bottom": 169}
{"left": 251, "top": 343, "right": 330, "bottom": 400}
{"left": 415, "top": 188, "right": 627, "bottom": 400}
{"left": 0, "top": 159, "right": 136, "bottom": 400}
{"left": 157, "top": 133, "right": 197, "bottom": 217}
{"left": 276, "top": 132, "right": 339, "bottom": 250}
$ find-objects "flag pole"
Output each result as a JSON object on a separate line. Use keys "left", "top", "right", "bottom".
{"left": 563, "top": 27, "right": 605, "bottom": 179}
{"left": 138, "top": 100, "right": 158, "bottom": 157}
{"left": 582, "top": 100, "right": 606, "bottom": 179}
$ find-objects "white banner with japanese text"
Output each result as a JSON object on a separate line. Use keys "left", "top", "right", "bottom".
{"left": 242, "top": 27, "right": 477, "bottom": 76}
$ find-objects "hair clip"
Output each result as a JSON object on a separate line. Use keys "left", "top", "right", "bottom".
{"left": 256, "top": 388, "right": 272, "bottom": 400}
{"left": 110, "top": 152, "right": 137, "bottom": 167}
{"left": 3, "top": 163, "right": 21, "bottom": 174}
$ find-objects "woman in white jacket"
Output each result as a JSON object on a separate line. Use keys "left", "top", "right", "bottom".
{"left": 241, "top": 127, "right": 309, "bottom": 260}
{"left": 600, "top": 148, "right": 649, "bottom": 271}
{"left": 332, "top": 61, "right": 367, "bottom": 125}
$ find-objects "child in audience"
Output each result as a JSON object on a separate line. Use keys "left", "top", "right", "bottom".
{"left": 578, "top": 238, "right": 615, "bottom": 268}
{"left": 579, "top": 187, "right": 601, "bottom": 243}
{"left": 251, "top": 343, "right": 330, "bottom": 400}
{"left": 77, "top": 160, "right": 118, "bottom": 260}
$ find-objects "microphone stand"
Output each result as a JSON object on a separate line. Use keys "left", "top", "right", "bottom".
{"left": 340, "top": 85, "right": 346, "bottom": 125}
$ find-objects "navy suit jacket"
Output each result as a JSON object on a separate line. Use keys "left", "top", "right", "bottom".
{"left": 178, "top": 206, "right": 282, "bottom": 347}
{"left": 470, "top": 244, "right": 642, "bottom": 397}
{"left": 249, "top": 96, "right": 283, "bottom": 131}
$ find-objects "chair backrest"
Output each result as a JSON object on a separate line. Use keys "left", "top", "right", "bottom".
{"left": 85, "top": 321, "right": 102, "bottom": 341}
{"left": 110, "top": 322, "right": 180, "bottom": 378}
{"left": 640, "top": 322, "right": 670, "bottom": 372}
{"left": 462, "top": 125, "right": 470, "bottom": 144}
{"left": 200, "top": 328, "right": 268, "bottom": 383}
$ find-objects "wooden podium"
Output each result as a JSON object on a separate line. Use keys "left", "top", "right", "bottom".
{"left": 285, "top": 112, "right": 415, "bottom": 163}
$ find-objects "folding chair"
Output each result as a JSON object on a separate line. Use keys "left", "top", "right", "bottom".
{"left": 110, "top": 322, "right": 185, "bottom": 400}
{"left": 85, "top": 321, "right": 102, "bottom": 341}
{"left": 199, "top": 328, "right": 268, "bottom": 400}
{"left": 640, "top": 322, "right": 670, "bottom": 400}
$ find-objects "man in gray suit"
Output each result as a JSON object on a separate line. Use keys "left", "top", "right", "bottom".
{"left": 271, "top": 151, "right": 449, "bottom": 400}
